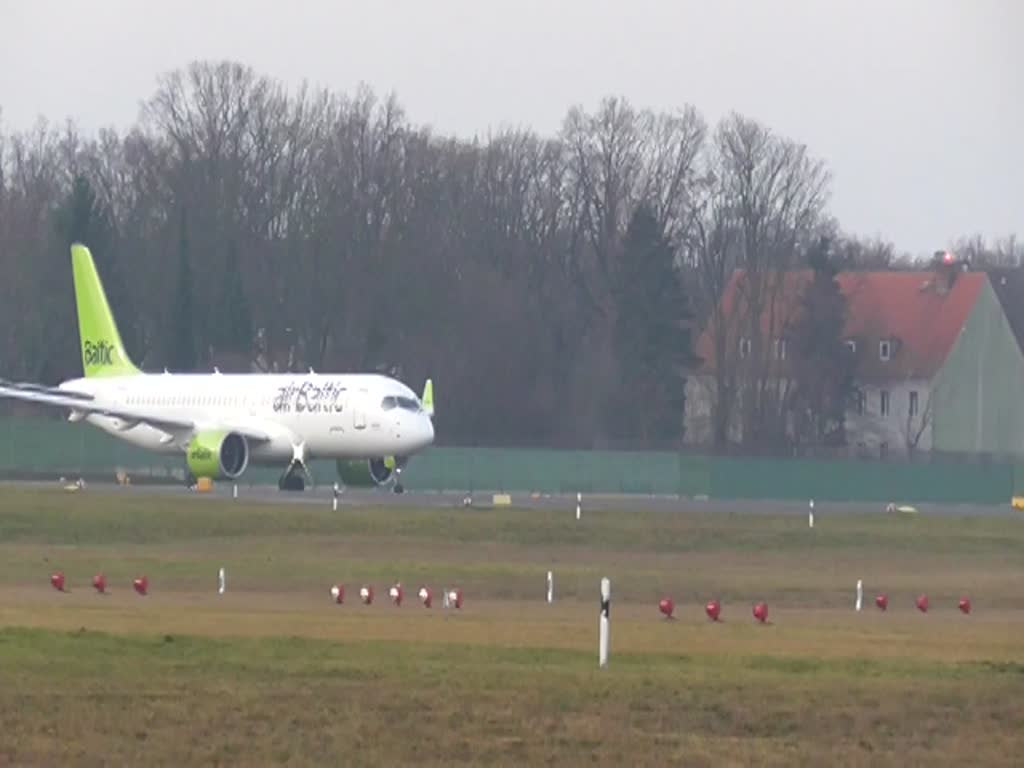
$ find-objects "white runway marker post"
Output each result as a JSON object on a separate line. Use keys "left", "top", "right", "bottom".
{"left": 547, "top": 570, "right": 553, "bottom": 604}
{"left": 332, "top": 482, "right": 339, "bottom": 512}
{"left": 599, "top": 577, "right": 610, "bottom": 668}
{"left": 232, "top": 483, "right": 238, "bottom": 500}
{"left": 576, "top": 492, "right": 582, "bottom": 521}
{"left": 808, "top": 499, "right": 815, "bottom": 529}
{"left": 218, "top": 567, "right": 226, "bottom": 595}
{"left": 856, "top": 579, "right": 863, "bottom": 612}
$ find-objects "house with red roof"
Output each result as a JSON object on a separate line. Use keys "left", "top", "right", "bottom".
{"left": 685, "top": 258, "right": 1024, "bottom": 459}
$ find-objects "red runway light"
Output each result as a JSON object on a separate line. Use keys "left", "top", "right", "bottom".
{"left": 705, "top": 600, "right": 721, "bottom": 621}
{"left": 753, "top": 602, "right": 768, "bottom": 623}
{"left": 658, "top": 597, "right": 674, "bottom": 619}
{"left": 50, "top": 571, "right": 66, "bottom": 592}
{"left": 875, "top": 594, "right": 888, "bottom": 611}
{"left": 389, "top": 583, "right": 404, "bottom": 607}
{"left": 92, "top": 574, "right": 107, "bottom": 594}
{"left": 916, "top": 595, "right": 929, "bottom": 613}
{"left": 132, "top": 576, "right": 148, "bottom": 596}
{"left": 959, "top": 597, "right": 971, "bottom": 615}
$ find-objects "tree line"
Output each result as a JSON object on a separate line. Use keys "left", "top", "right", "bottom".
{"left": 0, "top": 61, "right": 1018, "bottom": 450}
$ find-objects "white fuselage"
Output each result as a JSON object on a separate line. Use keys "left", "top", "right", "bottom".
{"left": 59, "top": 372, "right": 434, "bottom": 464}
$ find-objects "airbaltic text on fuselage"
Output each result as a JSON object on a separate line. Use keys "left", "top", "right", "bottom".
{"left": 272, "top": 380, "right": 347, "bottom": 414}
{"left": 83, "top": 340, "right": 115, "bottom": 367}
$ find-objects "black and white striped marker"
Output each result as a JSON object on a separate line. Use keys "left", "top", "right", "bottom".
{"left": 599, "top": 577, "right": 610, "bottom": 668}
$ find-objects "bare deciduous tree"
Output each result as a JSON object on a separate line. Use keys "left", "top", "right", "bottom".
{"left": 686, "top": 113, "right": 830, "bottom": 450}
{"left": 901, "top": 386, "right": 936, "bottom": 457}
{"left": 951, "top": 233, "right": 1024, "bottom": 268}
{"left": 11, "top": 59, "right": 1004, "bottom": 453}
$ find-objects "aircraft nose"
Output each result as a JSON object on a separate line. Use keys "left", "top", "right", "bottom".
{"left": 396, "top": 412, "right": 434, "bottom": 451}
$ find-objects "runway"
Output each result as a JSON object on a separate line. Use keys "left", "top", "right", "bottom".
{"left": 5, "top": 479, "right": 1020, "bottom": 518}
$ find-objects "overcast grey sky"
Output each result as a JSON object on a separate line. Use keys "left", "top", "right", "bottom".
{"left": 1, "top": 0, "right": 1020, "bottom": 256}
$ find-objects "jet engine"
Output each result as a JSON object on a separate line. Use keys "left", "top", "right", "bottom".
{"left": 336, "top": 457, "right": 397, "bottom": 487}
{"left": 186, "top": 431, "right": 250, "bottom": 480}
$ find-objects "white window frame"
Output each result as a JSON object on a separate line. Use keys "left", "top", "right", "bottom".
{"left": 879, "top": 340, "right": 891, "bottom": 361}
{"left": 880, "top": 389, "right": 890, "bottom": 417}
{"left": 909, "top": 390, "right": 918, "bottom": 417}
{"left": 845, "top": 340, "right": 857, "bottom": 355}
{"left": 773, "top": 338, "right": 787, "bottom": 360}
{"left": 739, "top": 337, "right": 751, "bottom": 358}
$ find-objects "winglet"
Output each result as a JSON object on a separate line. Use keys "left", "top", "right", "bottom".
{"left": 422, "top": 378, "right": 434, "bottom": 418}
{"left": 71, "top": 243, "right": 139, "bottom": 378}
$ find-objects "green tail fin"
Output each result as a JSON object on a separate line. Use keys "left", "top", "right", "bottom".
{"left": 70, "top": 243, "right": 139, "bottom": 378}
{"left": 422, "top": 378, "right": 434, "bottom": 418}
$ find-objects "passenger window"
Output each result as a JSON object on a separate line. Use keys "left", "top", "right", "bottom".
{"left": 381, "top": 396, "right": 397, "bottom": 411}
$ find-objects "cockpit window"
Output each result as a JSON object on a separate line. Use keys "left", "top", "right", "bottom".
{"left": 381, "top": 395, "right": 421, "bottom": 412}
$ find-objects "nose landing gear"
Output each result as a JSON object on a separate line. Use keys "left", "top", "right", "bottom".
{"left": 391, "top": 455, "right": 409, "bottom": 494}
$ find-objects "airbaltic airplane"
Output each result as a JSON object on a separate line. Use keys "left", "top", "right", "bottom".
{"left": 0, "top": 244, "right": 435, "bottom": 493}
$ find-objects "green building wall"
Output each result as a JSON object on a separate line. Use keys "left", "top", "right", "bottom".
{"left": 932, "top": 281, "right": 1024, "bottom": 458}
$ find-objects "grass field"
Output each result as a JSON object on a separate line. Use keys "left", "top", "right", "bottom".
{"left": 1, "top": 487, "right": 1023, "bottom": 766}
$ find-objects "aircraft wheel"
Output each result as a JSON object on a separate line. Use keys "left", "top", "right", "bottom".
{"left": 393, "top": 482, "right": 405, "bottom": 495}
{"left": 279, "top": 474, "right": 305, "bottom": 492}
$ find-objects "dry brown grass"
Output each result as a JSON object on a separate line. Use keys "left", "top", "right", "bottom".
{"left": 1, "top": 487, "right": 1023, "bottom": 765}
{"left": 2, "top": 587, "right": 1022, "bottom": 665}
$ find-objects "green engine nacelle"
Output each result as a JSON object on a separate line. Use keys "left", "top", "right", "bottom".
{"left": 336, "top": 457, "right": 396, "bottom": 487}
{"left": 187, "top": 431, "right": 250, "bottom": 480}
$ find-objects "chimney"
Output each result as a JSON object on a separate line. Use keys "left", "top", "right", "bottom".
{"left": 932, "top": 250, "right": 960, "bottom": 294}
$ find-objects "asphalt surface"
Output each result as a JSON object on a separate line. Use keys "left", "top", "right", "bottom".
{"left": 6, "top": 480, "right": 1020, "bottom": 518}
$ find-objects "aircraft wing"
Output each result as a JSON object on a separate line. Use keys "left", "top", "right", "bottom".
{"left": 0, "top": 379, "right": 95, "bottom": 402}
{"left": 0, "top": 380, "right": 272, "bottom": 444}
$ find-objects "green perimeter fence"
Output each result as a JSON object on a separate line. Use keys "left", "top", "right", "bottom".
{"left": 1, "top": 417, "right": 1020, "bottom": 505}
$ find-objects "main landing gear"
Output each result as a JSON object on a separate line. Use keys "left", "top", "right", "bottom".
{"left": 279, "top": 460, "right": 315, "bottom": 492}
{"left": 278, "top": 468, "right": 306, "bottom": 492}
{"left": 279, "top": 442, "right": 314, "bottom": 492}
